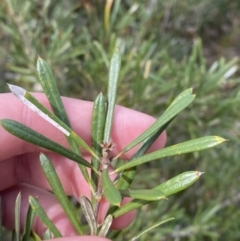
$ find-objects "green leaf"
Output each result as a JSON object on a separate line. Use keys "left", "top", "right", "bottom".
{"left": 114, "top": 89, "right": 195, "bottom": 159}
{"left": 120, "top": 189, "right": 166, "bottom": 201}
{"left": 22, "top": 205, "right": 35, "bottom": 241}
{"left": 115, "top": 136, "right": 226, "bottom": 172}
{"left": 113, "top": 171, "right": 203, "bottom": 218}
{"left": 0, "top": 119, "right": 94, "bottom": 170}
{"left": 29, "top": 196, "right": 62, "bottom": 238}
{"left": 156, "top": 171, "right": 204, "bottom": 196}
{"left": 104, "top": 48, "right": 121, "bottom": 142}
{"left": 79, "top": 196, "right": 97, "bottom": 235}
{"left": 131, "top": 217, "right": 175, "bottom": 241}
{"left": 91, "top": 93, "right": 106, "bottom": 192}
{"left": 40, "top": 153, "right": 84, "bottom": 235}
{"left": 36, "top": 57, "right": 70, "bottom": 126}
{"left": 14, "top": 192, "right": 21, "bottom": 241}
{"left": 98, "top": 215, "right": 113, "bottom": 237}
{"left": 101, "top": 168, "right": 122, "bottom": 207}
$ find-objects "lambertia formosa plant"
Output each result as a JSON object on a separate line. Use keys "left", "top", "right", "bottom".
{"left": 0, "top": 49, "right": 226, "bottom": 240}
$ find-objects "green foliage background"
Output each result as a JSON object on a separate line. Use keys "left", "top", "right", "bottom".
{"left": 0, "top": 0, "right": 240, "bottom": 240}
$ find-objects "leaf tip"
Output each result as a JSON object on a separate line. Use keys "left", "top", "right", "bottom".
{"left": 196, "top": 171, "right": 204, "bottom": 177}
{"left": 215, "top": 136, "right": 227, "bottom": 144}
{"left": 7, "top": 83, "right": 26, "bottom": 98}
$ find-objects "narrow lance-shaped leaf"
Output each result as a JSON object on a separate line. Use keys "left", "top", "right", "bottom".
{"left": 114, "top": 89, "right": 195, "bottom": 160}
{"left": 120, "top": 189, "right": 166, "bottom": 201}
{"left": 79, "top": 196, "right": 97, "bottom": 235}
{"left": 40, "top": 153, "right": 84, "bottom": 235}
{"left": 113, "top": 171, "right": 203, "bottom": 218}
{"left": 101, "top": 168, "right": 122, "bottom": 207}
{"left": 91, "top": 93, "right": 106, "bottom": 192}
{"left": 98, "top": 215, "right": 113, "bottom": 237}
{"left": 22, "top": 205, "right": 35, "bottom": 241}
{"left": 115, "top": 136, "right": 226, "bottom": 172}
{"left": 29, "top": 196, "right": 62, "bottom": 238}
{"left": 0, "top": 119, "right": 96, "bottom": 171}
{"left": 37, "top": 57, "right": 70, "bottom": 126}
{"left": 14, "top": 192, "right": 21, "bottom": 241}
{"left": 104, "top": 48, "right": 121, "bottom": 142}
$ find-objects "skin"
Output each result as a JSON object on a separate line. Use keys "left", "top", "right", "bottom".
{"left": 0, "top": 93, "right": 167, "bottom": 241}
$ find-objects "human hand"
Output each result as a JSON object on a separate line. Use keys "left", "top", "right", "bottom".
{"left": 0, "top": 93, "right": 166, "bottom": 240}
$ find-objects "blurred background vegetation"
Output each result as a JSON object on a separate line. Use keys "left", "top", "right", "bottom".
{"left": 0, "top": 0, "right": 240, "bottom": 240}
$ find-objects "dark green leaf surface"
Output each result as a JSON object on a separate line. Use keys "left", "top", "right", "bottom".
{"left": 37, "top": 57, "right": 70, "bottom": 126}
{"left": 40, "top": 153, "right": 84, "bottom": 235}
{"left": 102, "top": 168, "right": 122, "bottom": 207}
{"left": 104, "top": 49, "right": 121, "bottom": 142}
{"left": 0, "top": 119, "right": 93, "bottom": 169}
{"left": 29, "top": 196, "right": 62, "bottom": 238}
{"left": 115, "top": 136, "right": 226, "bottom": 172}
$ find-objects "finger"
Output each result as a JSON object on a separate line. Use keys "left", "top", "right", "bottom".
{"left": 0, "top": 93, "right": 166, "bottom": 161}
{"left": 1, "top": 184, "right": 77, "bottom": 237}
